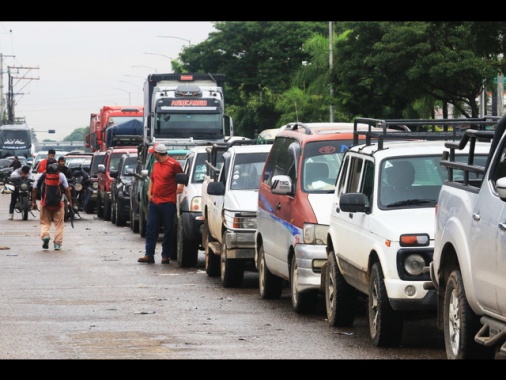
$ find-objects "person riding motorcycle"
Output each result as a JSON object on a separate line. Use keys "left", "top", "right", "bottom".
{"left": 8, "top": 165, "right": 34, "bottom": 220}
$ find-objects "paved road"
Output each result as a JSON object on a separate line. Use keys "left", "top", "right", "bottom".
{"left": 0, "top": 189, "right": 482, "bottom": 360}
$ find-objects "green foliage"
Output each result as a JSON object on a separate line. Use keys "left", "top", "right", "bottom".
{"left": 175, "top": 21, "right": 506, "bottom": 134}
{"left": 63, "top": 127, "right": 87, "bottom": 142}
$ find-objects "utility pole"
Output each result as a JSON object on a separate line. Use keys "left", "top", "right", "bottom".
{"left": 6, "top": 65, "right": 39, "bottom": 124}
{"left": 329, "top": 22, "right": 334, "bottom": 122}
{"left": 0, "top": 53, "right": 16, "bottom": 124}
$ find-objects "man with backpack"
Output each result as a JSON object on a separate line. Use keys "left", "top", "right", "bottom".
{"left": 31, "top": 158, "right": 73, "bottom": 251}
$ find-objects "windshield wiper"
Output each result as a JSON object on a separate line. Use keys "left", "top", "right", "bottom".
{"left": 385, "top": 199, "right": 436, "bottom": 207}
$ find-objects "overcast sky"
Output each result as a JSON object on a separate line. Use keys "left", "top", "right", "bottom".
{"left": 0, "top": 21, "right": 216, "bottom": 141}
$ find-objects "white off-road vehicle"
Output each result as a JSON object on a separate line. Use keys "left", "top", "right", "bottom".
{"left": 325, "top": 117, "right": 495, "bottom": 347}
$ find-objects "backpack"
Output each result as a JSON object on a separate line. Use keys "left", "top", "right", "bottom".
{"left": 39, "top": 172, "right": 63, "bottom": 211}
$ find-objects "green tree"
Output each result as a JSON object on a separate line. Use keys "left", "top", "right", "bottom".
{"left": 179, "top": 21, "right": 328, "bottom": 136}
{"left": 63, "top": 127, "right": 87, "bottom": 142}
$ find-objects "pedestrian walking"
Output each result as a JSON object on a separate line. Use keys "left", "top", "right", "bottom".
{"left": 138, "top": 143, "right": 183, "bottom": 264}
{"left": 31, "top": 158, "right": 72, "bottom": 250}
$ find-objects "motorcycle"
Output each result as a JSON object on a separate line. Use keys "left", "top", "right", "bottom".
{"left": 64, "top": 174, "right": 90, "bottom": 222}
{"left": 6, "top": 177, "right": 35, "bottom": 220}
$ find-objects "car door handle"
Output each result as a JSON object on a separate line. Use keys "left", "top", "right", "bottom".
{"left": 472, "top": 213, "right": 481, "bottom": 221}
{"left": 276, "top": 202, "right": 281, "bottom": 210}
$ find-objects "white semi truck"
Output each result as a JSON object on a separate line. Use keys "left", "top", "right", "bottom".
{"left": 143, "top": 72, "right": 233, "bottom": 145}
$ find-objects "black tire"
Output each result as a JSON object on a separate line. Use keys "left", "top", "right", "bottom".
{"left": 220, "top": 231, "right": 245, "bottom": 288}
{"left": 203, "top": 218, "right": 220, "bottom": 277}
{"left": 258, "top": 243, "right": 283, "bottom": 299}
{"left": 130, "top": 208, "right": 139, "bottom": 233}
{"left": 115, "top": 203, "right": 126, "bottom": 226}
{"left": 205, "top": 247, "right": 220, "bottom": 277}
{"left": 85, "top": 200, "right": 94, "bottom": 214}
{"left": 21, "top": 196, "right": 29, "bottom": 220}
{"left": 326, "top": 250, "right": 356, "bottom": 326}
{"left": 368, "top": 262, "right": 403, "bottom": 347}
{"left": 290, "top": 254, "right": 318, "bottom": 314}
{"left": 96, "top": 193, "right": 103, "bottom": 218}
{"left": 443, "top": 269, "right": 496, "bottom": 359}
{"left": 111, "top": 197, "right": 117, "bottom": 225}
{"left": 177, "top": 216, "right": 199, "bottom": 268}
{"left": 139, "top": 206, "right": 147, "bottom": 238}
{"left": 103, "top": 194, "right": 111, "bottom": 221}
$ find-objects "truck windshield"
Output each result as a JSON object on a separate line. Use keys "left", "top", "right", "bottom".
{"left": 155, "top": 113, "right": 222, "bottom": 138}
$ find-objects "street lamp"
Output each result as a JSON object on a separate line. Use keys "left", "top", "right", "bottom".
{"left": 157, "top": 35, "right": 191, "bottom": 46}
{"left": 131, "top": 65, "right": 157, "bottom": 73}
{"left": 144, "top": 53, "right": 173, "bottom": 72}
{"left": 113, "top": 88, "right": 130, "bottom": 104}
{"left": 119, "top": 79, "right": 142, "bottom": 104}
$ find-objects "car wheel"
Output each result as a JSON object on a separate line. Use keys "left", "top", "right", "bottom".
{"left": 220, "top": 230, "right": 244, "bottom": 288}
{"left": 116, "top": 202, "right": 126, "bottom": 226}
{"left": 443, "top": 269, "right": 496, "bottom": 359}
{"left": 290, "top": 254, "right": 318, "bottom": 314}
{"left": 111, "top": 197, "right": 117, "bottom": 225}
{"left": 97, "top": 193, "right": 103, "bottom": 218}
{"left": 139, "top": 206, "right": 146, "bottom": 238}
{"left": 130, "top": 208, "right": 139, "bottom": 233}
{"left": 103, "top": 194, "right": 111, "bottom": 221}
{"left": 258, "top": 243, "right": 282, "bottom": 299}
{"left": 203, "top": 219, "right": 220, "bottom": 277}
{"left": 177, "top": 216, "right": 199, "bottom": 268}
{"left": 326, "top": 250, "right": 356, "bottom": 326}
{"left": 368, "top": 262, "right": 403, "bottom": 347}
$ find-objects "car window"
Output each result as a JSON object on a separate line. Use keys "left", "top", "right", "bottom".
{"left": 302, "top": 140, "right": 352, "bottom": 193}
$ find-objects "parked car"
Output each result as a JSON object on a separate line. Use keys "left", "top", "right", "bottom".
{"left": 200, "top": 141, "right": 272, "bottom": 287}
{"left": 86, "top": 151, "right": 106, "bottom": 214}
{"left": 324, "top": 118, "right": 493, "bottom": 347}
{"left": 110, "top": 152, "right": 138, "bottom": 226}
{"left": 255, "top": 122, "right": 383, "bottom": 314}
{"left": 174, "top": 145, "right": 222, "bottom": 268}
{"left": 429, "top": 116, "right": 505, "bottom": 359}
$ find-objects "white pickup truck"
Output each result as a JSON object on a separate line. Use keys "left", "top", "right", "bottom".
{"left": 201, "top": 141, "right": 272, "bottom": 288}
{"left": 429, "top": 115, "right": 506, "bottom": 359}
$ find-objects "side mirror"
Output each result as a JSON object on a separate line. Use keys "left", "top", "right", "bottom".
{"left": 339, "top": 193, "right": 369, "bottom": 213}
{"left": 271, "top": 175, "right": 294, "bottom": 195}
{"left": 207, "top": 181, "right": 225, "bottom": 196}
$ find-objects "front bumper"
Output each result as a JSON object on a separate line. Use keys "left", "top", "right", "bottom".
{"left": 294, "top": 244, "right": 327, "bottom": 293}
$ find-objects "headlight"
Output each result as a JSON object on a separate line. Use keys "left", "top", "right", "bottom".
{"left": 224, "top": 211, "right": 256, "bottom": 229}
{"left": 92, "top": 182, "right": 99, "bottom": 190}
{"left": 303, "top": 223, "right": 328, "bottom": 245}
{"left": 20, "top": 183, "right": 28, "bottom": 191}
{"left": 75, "top": 183, "right": 83, "bottom": 192}
{"left": 403, "top": 254, "right": 426, "bottom": 276}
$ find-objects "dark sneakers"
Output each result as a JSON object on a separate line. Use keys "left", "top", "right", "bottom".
{"left": 42, "top": 237, "right": 50, "bottom": 249}
{"left": 138, "top": 255, "right": 155, "bottom": 263}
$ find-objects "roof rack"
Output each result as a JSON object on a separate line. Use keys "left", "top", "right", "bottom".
{"left": 353, "top": 117, "right": 499, "bottom": 150}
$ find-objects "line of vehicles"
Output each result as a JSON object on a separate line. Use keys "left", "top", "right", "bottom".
{"left": 4, "top": 70, "right": 504, "bottom": 359}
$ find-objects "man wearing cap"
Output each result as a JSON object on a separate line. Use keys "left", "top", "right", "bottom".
{"left": 138, "top": 143, "right": 184, "bottom": 264}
